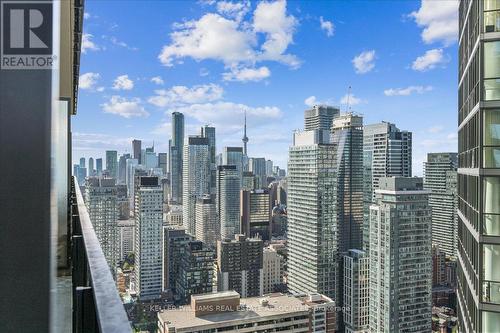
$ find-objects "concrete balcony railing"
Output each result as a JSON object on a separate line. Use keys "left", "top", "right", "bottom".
{"left": 70, "top": 177, "right": 132, "bottom": 332}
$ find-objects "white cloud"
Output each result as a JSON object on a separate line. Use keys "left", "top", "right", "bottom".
{"left": 159, "top": 0, "right": 299, "bottom": 72}
{"left": 101, "top": 96, "right": 149, "bottom": 118}
{"left": 222, "top": 66, "right": 270, "bottom": 82}
{"left": 410, "top": 0, "right": 459, "bottom": 46}
{"left": 78, "top": 72, "right": 100, "bottom": 90}
{"left": 84, "top": 12, "right": 91, "bottom": 19}
{"left": 352, "top": 50, "right": 375, "bottom": 74}
{"left": 151, "top": 76, "right": 164, "bottom": 85}
{"left": 170, "top": 101, "right": 282, "bottom": 134}
{"left": 148, "top": 83, "right": 223, "bottom": 107}
{"left": 320, "top": 16, "right": 334, "bottom": 37}
{"left": 253, "top": 0, "right": 299, "bottom": 67}
{"left": 216, "top": 0, "right": 250, "bottom": 22}
{"left": 304, "top": 96, "right": 319, "bottom": 107}
{"left": 340, "top": 93, "right": 364, "bottom": 106}
{"left": 412, "top": 48, "right": 447, "bottom": 71}
{"left": 81, "top": 33, "right": 100, "bottom": 54}
{"left": 384, "top": 85, "right": 433, "bottom": 96}
{"left": 159, "top": 13, "right": 256, "bottom": 67}
{"left": 112, "top": 75, "right": 134, "bottom": 90}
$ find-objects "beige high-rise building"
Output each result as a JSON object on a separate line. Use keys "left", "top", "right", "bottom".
{"left": 262, "top": 246, "right": 284, "bottom": 294}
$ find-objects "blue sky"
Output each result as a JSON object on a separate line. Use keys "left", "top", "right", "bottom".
{"left": 74, "top": 0, "right": 458, "bottom": 176}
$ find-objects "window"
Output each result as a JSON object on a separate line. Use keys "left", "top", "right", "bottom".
{"left": 484, "top": 42, "right": 500, "bottom": 100}
{"left": 483, "top": 177, "right": 500, "bottom": 237}
{"left": 485, "top": 0, "right": 500, "bottom": 32}
{"left": 483, "top": 244, "right": 500, "bottom": 304}
{"left": 484, "top": 110, "right": 500, "bottom": 168}
{"left": 482, "top": 311, "right": 500, "bottom": 332}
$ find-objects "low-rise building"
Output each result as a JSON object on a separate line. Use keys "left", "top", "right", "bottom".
{"left": 157, "top": 291, "right": 335, "bottom": 333}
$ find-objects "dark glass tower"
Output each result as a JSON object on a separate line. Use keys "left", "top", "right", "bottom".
{"left": 458, "top": 1, "right": 500, "bottom": 331}
{"left": 170, "top": 112, "right": 185, "bottom": 204}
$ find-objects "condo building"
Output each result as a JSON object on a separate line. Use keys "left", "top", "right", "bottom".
{"left": 216, "top": 235, "right": 264, "bottom": 298}
{"left": 287, "top": 129, "right": 337, "bottom": 299}
{"left": 424, "top": 152, "right": 458, "bottom": 258}
{"left": 134, "top": 176, "right": 164, "bottom": 300}
{"left": 457, "top": 1, "right": 500, "bottom": 331}
{"left": 217, "top": 165, "right": 241, "bottom": 239}
{"left": 369, "top": 177, "right": 432, "bottom": 333}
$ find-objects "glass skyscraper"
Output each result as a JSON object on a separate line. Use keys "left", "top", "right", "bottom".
{"left": 182, "top": 136, "right": 210, "bottom": 236}
{"left": 287, "top": 129, "right": 337, "bottom": 299}
{"left": 458, "top": 1, "right": 500, "bottom": 331}
{"left": 331, "top": 113, "right": 364, "bottom": 252}
{"left": 170, "top": 112, "right": 185, "bottom": 204}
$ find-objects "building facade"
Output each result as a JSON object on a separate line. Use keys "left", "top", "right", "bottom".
{"left": 217, "top": 165, "right": 241, "bottom": 239}
{"left": 249, "top": 157, "right": 267, "bottom": 189}
{"left": 195, "top": 195, "right": 219, "bottom": 248}
{"left": 304, "top": 105, "right": 340, "bottom": 131}
{"left": 132, "top": 139, "right": 142, "bottom": 164}
{"left": 134, "top": 176, "right": 164, "bottom": 300}
{"left": 170, "top": 112, "right": 185, "bottom": 204}
{"left": 458, "top": 2, "right": 500, "bottom": 331}
{"left": 201, "top": 125, "right": 217, "bottom": 195}
{"left": 105, "top": 150, "right": 118, "bottom": 179}
{"left": 163, "top": 227, "right": 194, "bottom": 302}
{"left": 343, "top": 249, "right": 369, "bottom": 333}
{"left": 424, "top": 152, "right": 458, "bottom": 258}
{"left": 85, "top": 177, "right": 119, "bottom": 277}
{"left": 363, "top": 122, "right": 412, "bottom": 249}
{"left": 176, "top": 240, "right": 214, "bottom": 304}
{"left": 118, "top": 219, "right": 134, "bottom": 262}
{"left": 182, "top": 136, "right": 210, "bottom": 236}
{"left": 216, "top": 235, "right": 264, "bottom": 298}
{"left": 287, "top": 129, "right": 337, "bottom": 299}
{"left": 369, "top": 177, "right": 432, "bottom": 332}
{"left": 331, "top": 114, "right": 364, "bottom": 253}
{"left": 263, "top": 246, "right": 284, "bottom": 294}
{"left": 240, "top": 189, "right": 271, "bottom": 241}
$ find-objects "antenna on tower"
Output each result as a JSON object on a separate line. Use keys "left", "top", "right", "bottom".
{"left": 242, "top": 109, "right": 249, "bottom": 156}
{"left": 345, "top": 86, "right": 352, "bottom": 113}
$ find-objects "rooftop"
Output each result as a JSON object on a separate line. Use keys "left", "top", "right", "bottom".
{"left": 158, "top": 293, "right": 310, "bottom": 330}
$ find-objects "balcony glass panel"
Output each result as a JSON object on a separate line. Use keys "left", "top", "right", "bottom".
{"left": 483, "top": 281, "right": 500, "bottom": 304}
{"left": 485, "top": 42, "right": 500, "bottom": 78}
{"left": 483, "top": 214, "right": 500, "bottom": 235}
{"left": 485, "top": 110, "right": 500, "bottom": 146}
{"left": 484, "top": 147, "right": 500, "bottom": 168}
{"left": 484, "top": 177, "right": 500, "bottom": 214}
{"left": 483, "top": 244, "right": 500, "bottom": 286}
{"left": 485, "top": 11, "right": 500, "bottom": 32}
{"left": 485, "top": 0, "right": 500, "bottom": 11}
{"left": 483, "top": 311, "right": 500, "bottom": 332}
{"left": 484, "top": 79, "right": 500, "bottom": 101}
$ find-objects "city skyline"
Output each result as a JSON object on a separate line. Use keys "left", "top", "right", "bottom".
{"left": 74, "top": 0, "right": 459, "bottom": 175}
{"left": 2, "top": 0, "right": 469, "bottom": 332}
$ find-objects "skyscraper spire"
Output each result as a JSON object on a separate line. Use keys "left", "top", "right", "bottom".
{"left": 242, "top": 110, "right": 249, "bottom": 156}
